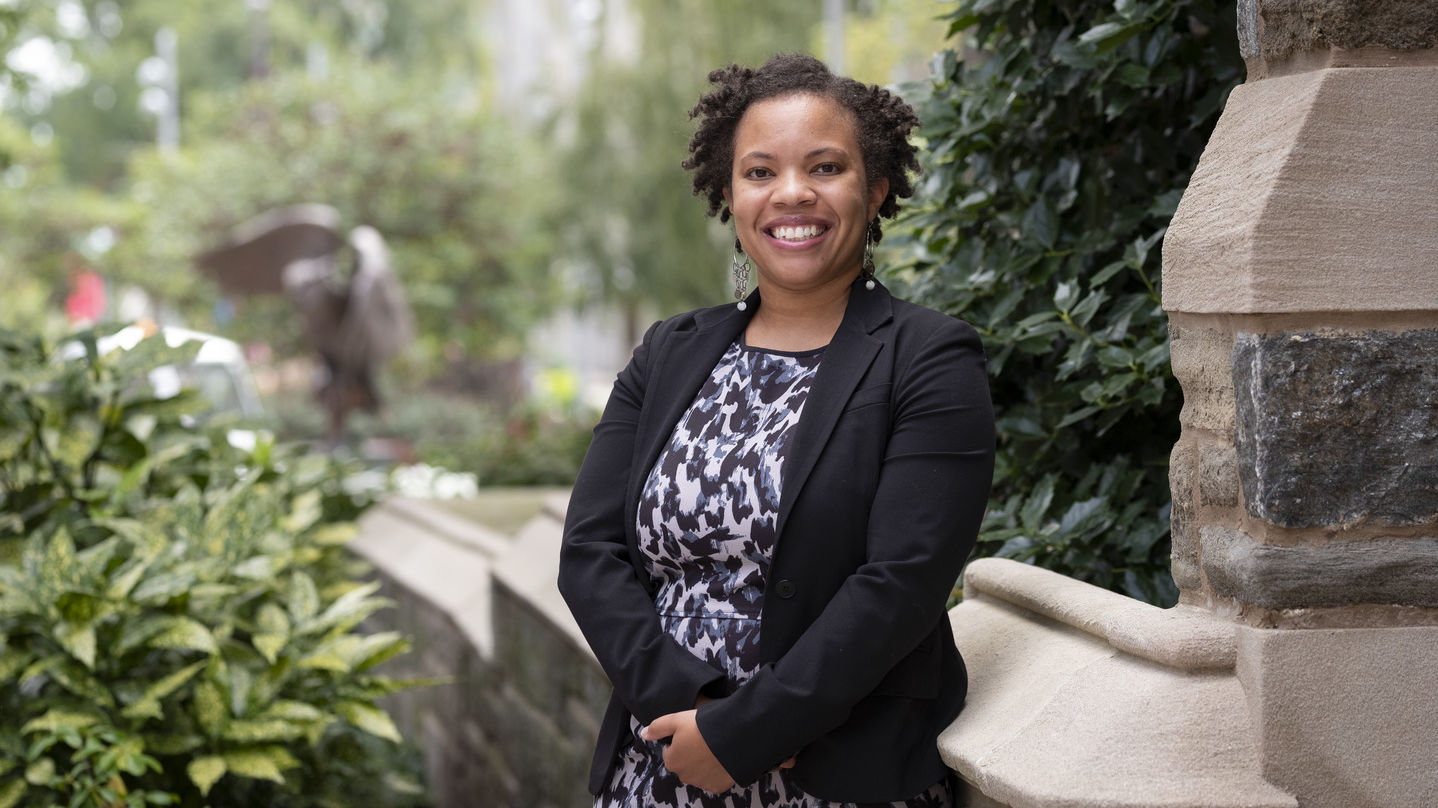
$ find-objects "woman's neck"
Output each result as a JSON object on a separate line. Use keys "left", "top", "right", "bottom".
{"left": 744, "top": 280, "right": 853, "bottom": 352}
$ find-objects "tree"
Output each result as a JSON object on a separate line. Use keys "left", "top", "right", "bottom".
{"left": 895, "top": 0, "right": 1243, "bottom": 604}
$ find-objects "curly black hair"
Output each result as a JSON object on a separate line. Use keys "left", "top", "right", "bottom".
{"left": 682, "top": 52, "right": 920, "bottom": 243}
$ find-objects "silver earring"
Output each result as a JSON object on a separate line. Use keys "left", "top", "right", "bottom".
{"left": 732, "top": 239, "right": 751, "bottom": 311}
{"left": 862, "top": 222, "right": 877, "bottom": 290}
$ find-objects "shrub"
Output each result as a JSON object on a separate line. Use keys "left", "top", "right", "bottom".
{"left": 0, "top": 328, "right": 427, "bottom": 807}
{"left": 895, "top": 0, "right": 1243, "bottom": 604}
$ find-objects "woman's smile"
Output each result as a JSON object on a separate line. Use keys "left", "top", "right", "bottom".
{"left": 765, "top": 217, "right": 830, "bottom": 247}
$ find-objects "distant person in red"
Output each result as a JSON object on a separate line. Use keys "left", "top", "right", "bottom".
{"left": 65, "top": 268, "right": 107, "bottom": 325}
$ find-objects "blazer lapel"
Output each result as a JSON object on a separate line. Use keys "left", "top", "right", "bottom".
{"left": 627, "top": 296, "right": 754, "bottom": 517}
{"left": 775, "top": 283, "right": 893, "bottom": 539}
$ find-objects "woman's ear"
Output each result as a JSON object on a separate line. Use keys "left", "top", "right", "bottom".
{"left": 867, "top": 177, "right": 890, "bottom": 220}
{"left": 722, "top": 186, "right": 732, "bottom": 207}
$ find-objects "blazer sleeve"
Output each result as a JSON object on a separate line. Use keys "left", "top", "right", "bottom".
{"left": 695, "top": 317, "right": 996, "bottom": 785}
{"left": 557, "top": 320, "right": 727, "bottom": 724}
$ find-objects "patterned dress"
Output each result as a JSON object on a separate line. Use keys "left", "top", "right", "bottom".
{"left": 596, "top": 340, "right": 952, "bottom": 808}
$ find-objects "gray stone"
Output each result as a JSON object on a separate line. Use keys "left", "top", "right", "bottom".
{"left": 1232, "top": 330, "right": 1438, "bottom": 528}
{"left": 1201, "top": 526, "right": 1438, "bottom": 609}
{"left": 1238, "top": 0, "right": 1261, "bottom": 59}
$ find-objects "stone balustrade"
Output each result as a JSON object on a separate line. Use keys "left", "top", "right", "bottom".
{"left": 352, "top": 493, "right": 606, "bottom": 808}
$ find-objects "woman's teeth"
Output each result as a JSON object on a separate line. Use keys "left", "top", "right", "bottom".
{"left": 770, "top": 225, "right": 825, "bottom": 242}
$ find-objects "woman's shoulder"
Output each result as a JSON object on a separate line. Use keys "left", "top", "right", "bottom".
{"left": 641, "top": 299, "right": 748, "bottom": 344}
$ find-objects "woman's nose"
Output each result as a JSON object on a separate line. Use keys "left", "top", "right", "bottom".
{"left": 775, "top": 170, "right": 816, "bottom": 205}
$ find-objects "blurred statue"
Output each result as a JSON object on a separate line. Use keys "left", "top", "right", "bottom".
{"left": 195, "top": 204, "right": 415, "bottom": 442}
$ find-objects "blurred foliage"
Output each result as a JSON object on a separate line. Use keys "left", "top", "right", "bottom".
{"left": 556, "top": 0, "right": 825, "bottom": 339}
{"left": 0, "top": 327, "right": 428, "bottom": 807}
{"left": 110, "top": 64, "right": 560, "bottom": 373}
{"left": 267, "top": 385, "right": 595, "bottom": 488}
{"left": 2, "top": 0, "right": 549, "bottom": 384}
{"left": 895, "top": 0, "right": 1243, "bottom": 604}
{"left": 828, "top": 0, "right": 953, "bottom": 85}
{"left": 3, "top": 0, "right": 485, "bottom": 188}
{"left": 0, "top": 116, "right": 145, "bottom": 328}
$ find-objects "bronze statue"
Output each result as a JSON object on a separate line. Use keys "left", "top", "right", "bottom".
{"left": 195, "top": 204, "right": 414, "bottom": 442}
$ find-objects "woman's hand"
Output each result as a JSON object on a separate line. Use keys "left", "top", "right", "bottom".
{"left": 642, "top": 710, "right": 734, "bottom": 793}
{"left": 643, "top": 706, "right": 797, "bottom": 793}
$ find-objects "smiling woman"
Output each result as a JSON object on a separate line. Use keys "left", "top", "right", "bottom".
{"left": 558, "top": 53, "right": 996, "bottom": 808}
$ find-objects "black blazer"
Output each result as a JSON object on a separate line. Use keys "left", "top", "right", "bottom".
{"left": 558, "top": 279, "right": 995, "bottom": 802}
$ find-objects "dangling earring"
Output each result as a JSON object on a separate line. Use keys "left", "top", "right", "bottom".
{"left": 732, "top": 237, "right": 751, "bottom": 311}
{"left": 861, "top": 221, "right": 877, "bottom": 290}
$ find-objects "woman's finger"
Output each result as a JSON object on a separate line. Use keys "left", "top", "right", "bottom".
{"left": 779, "top": 757, "right": 796, "bottom": 769}
{"left": 640, "top": 713, "right": 677, "bottom": 742}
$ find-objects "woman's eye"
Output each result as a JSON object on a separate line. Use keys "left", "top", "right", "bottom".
{"left": 813, "top": 163, "right": 841, "bottom": 175}
{"left": 745, "top": 167, "right": 773, "bottom": 179}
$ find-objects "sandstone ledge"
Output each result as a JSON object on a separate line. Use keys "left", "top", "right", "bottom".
{"left": 944, "top": 559, "right": 1296, "bottom": 808}
{"left": 962, "top": 558, "right": 1236, "bottom": 671}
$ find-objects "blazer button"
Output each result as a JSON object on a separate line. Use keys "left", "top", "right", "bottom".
{"left": 775, "top": 579, "right": 797, "bottom": 599}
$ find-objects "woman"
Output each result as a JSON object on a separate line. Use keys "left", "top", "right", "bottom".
{"left": 558, "top": 53, "right": 994, "bottom": 807}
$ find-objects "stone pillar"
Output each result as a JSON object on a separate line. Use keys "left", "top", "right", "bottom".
{"left": 1162, "top": 3, "right": 1438, "bottom": 806}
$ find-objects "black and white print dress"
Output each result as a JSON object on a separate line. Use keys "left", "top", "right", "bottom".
{"left": 596, "top": 339, "right": 951, "bottom": 808}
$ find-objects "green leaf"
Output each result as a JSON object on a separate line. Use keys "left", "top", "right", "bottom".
{"left": 121, "top": 661, "right": 207, "bottom": 722}
{"left": 307, "top": 523, "right": 356, "bottom": 546}
{"left": 55, "top": 622, "right": 97, "bottom": 669}
{"left": 193, "top": 679, "right": 229, "bottom": 736}
{"left": 352, "top": 632, "right": 410, "bottom": 672}
{"left": 1078, "top": 21, "right": 1140, "bottom": 52}
{"left": 45, "top": 662, "right": 114, "bottom": 707}
{"left": 287, "top": 572, "right": 319, "bottom": 622}
{"left": 106, "top": 559, "right": 149, "bottom": 600}
{"left": 222, "top": 720, "right": 304, "bottom": 743}
{"left": 255, "top": 701, "right": 324, "bottom": 722}
{"left": 297, "top": 581, "right": 384, "bottom": 637}
{"left": 23, "top": 758, "right": 53, "bottom": 786}
{"left": 22, "top": 710, "right": 99, "bottom": 734}
{"left": 335, "top": 701, "right": 402, "bottom": 744}
{"left": 147, "top": 617, "right": 218, "bottom": 654}
{"left": 223, "top": 747, "right": 298, "bottom": 783}
{"left": 1021, "top": 200, "right": 1056, "bottom": 248}
{"left": 187, "top": 756, "right": 227, "bottom": 797}
{"left": 1019, "top": 476, "right": 1056, "bottom": 530}
{"left": 1053, "top": 280, "right": 1079, "bottom": 312}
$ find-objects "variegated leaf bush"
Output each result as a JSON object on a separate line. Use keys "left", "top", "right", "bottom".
{"left": 0, "top": 329, "right": 427, "bottom": 807}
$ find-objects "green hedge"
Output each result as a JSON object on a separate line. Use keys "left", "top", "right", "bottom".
{"left": 897, "top": 0, "right": 1243, "bottom": 604}
{"left": 0, "top": 328, "right": 428, "bottom": 807}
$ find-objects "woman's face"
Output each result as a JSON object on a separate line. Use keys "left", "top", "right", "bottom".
{"left": 723, "top": 92, "right": 888, "bottom": 298}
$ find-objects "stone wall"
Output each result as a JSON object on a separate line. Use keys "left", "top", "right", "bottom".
{"left": 942, "top": 2, "right": 1438, "bottom": 806}
{"left": 352, "top": 494, "right": 607, "bottom": 808}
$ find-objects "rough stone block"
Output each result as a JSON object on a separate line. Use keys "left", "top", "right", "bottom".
{"left": 1252, "top": 0, "right": 1438, "bottom": 60}
{"left": 1233, "top": 330, "right": 1438, "bottom": 528}
{"left": 1201, "top": 526, "right": 1438, "bottom": 609}
{"left": 1168, "top": 323, "right": 1237, "bottom": 437}
{"left": 1169, "top": 440, "right": 1201, "bottom": 592}
{"left": 1198, "top": 443, "right": 1240, "bottom": 509}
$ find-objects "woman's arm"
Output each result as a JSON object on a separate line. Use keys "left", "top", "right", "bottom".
{"left": 558, "top": 320, "right": 726, "bottom": 724}
{"left": 693, "top": 318, "right": 996, "bottom": 785}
